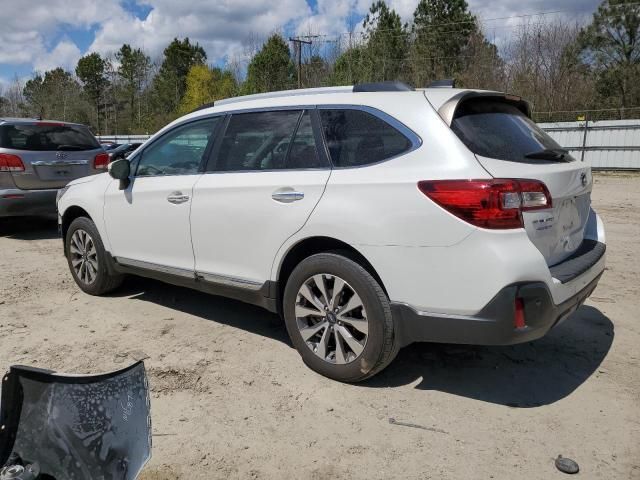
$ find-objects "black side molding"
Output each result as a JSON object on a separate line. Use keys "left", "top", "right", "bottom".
{"left": 103, "top": 252, "right": 278, "bottom": 313}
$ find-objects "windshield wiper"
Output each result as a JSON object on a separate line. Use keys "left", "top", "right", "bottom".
{"left": 524, "top": 148, "right": 569, "bottom": 161}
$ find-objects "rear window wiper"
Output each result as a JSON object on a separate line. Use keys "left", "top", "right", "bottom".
{"left": 57, "top": 144, "right": 93, "bottom": 151}
{"left": 524, "top": 148, "right": 569, "bottom": 161}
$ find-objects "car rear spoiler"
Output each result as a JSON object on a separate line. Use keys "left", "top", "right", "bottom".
{"left": 436, "top": 91, "right": 533, "bottom": 126}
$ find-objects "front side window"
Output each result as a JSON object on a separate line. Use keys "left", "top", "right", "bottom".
{"left": 319, "top": 109, "right": 412, "bottom": 167}
{"left": 215, "top": 110, "right": 323, "bottom": 172}
{"left": 136, "top": 118, "right": 218, "bottom": 176}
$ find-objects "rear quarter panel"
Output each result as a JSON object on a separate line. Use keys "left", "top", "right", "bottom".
{"left": 271, "top": 93, "right": 490, "bottom": 283}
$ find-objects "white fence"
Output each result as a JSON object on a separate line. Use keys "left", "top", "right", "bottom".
{"left": 539, "top": 119, "right": 640, "bottom": 170}
{"left": 100, "top": 118, "right": 640, "bottom": 171}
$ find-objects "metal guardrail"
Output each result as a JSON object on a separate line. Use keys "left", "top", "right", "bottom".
{"left": 97, "top": 135, "right": 151, "bottom": 143}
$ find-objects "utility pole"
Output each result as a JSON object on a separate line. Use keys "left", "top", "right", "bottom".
{"left": 289, "top": 37, "right": 312, "bottom": 88}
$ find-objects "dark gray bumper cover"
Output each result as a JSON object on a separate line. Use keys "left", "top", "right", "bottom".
{"left": 392, "top": 273, "right": 602, "bottom": 347}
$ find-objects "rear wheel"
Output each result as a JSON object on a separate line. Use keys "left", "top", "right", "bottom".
{"left": 65, "top": 217, "right": 124, "bottom": 295}
{"left": 283, "top": 252, "right": 399, "bottom": 382}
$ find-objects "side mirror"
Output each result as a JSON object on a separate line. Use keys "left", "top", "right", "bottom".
{"left": 108, "top": 158, "right": 131, "bottom": 190}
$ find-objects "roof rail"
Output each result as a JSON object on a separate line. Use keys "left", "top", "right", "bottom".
{"left": 189, "top": 101, "right": 216, "bottom": 114}
{"left": 214, "top": 86, "right": 353, "bottom": 107}
{"left": 353, "top": 81, "right": 414, "bottom": 92}
{"left": 187, "top": 82, "right": 415, "bottom": 111}
{"left": 428, "top": 79, "right": 456, "bottom": 88}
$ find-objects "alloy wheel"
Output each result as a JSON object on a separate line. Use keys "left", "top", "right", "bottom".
{"left": 295, "top": 274, "right": 368, "bottom": 364}
{"left": 69, "top": 229, "right": 98, "bottom": 285}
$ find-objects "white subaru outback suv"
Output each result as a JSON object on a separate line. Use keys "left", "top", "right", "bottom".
{"left": 57, "top": 81, "right": 606, "bottom": 382}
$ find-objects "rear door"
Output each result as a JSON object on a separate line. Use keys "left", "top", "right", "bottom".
{"left": 190, "top": 109, "right": 331, "bottom": 284}
{"left": 449, "top": 97, "right": 592, "bottom": 266}
{"left": 103, "top": 117, "right": 219, "bottom": 271}
{"left": 0, "top": 122, "right": 105, "bottom": 190}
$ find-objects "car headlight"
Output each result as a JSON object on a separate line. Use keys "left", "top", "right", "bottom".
{"left": 56, "top": 186, "right": 70, "bottom": 206}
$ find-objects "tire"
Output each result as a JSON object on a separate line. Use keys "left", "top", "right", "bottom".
{"left": 283, "top": 252, "right": 399, "bottom": 382}
{"left": 65, "top": 216, "right": 124, "bottom": 295}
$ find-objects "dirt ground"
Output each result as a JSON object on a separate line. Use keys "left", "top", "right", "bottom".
{"left": 0, "top": 172, "right": 638, "bottom": 479}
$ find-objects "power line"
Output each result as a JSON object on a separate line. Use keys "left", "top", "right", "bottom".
{"left": 296, "top": 2, "right": 640, "bottom": 38}
{"left": 289, "top": 37, "right": 313, "bottom": 88}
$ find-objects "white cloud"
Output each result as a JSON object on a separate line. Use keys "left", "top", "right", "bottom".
{"left": 90, "top": 0, "right": 314, "bottom": 62}
{"left": 0, "top": 0, "right": 123, "bottom": 71}
{"left": 33, "top": 39, "right": 82, "bottom": 73}
{"left": 0, "top": 0, "right": 602, "bottom": 78}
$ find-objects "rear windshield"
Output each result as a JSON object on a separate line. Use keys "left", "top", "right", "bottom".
{"left": 451, "top": 98, "right": 574, "bottom": 163}
{"left": 0, "top": 124, "right": 100, "bottom": 151}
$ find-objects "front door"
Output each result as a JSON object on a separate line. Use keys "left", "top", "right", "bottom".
{"left": 103, "top": 117, "right": 220, "bottom": 273}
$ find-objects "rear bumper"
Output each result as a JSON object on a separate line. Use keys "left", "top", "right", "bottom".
{"left": 0, "top": 188, "right": 58, "bottom": 217}
{"left": 392, "top": 267, "right": 603, "bottom": 348}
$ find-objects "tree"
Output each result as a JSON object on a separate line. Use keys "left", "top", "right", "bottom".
{"left": 243, "top": 34, "right": 294, "bottom": 94}
{"left": 361, "top": 1, "right": 409, "bottom": 82}
{"left": 456, "top": 30, "right": 504, "bottom": 90}
{"left": 0, "top": 76, "right": 27, "bottom": 117}
{"left": 330, "top": 46, "right": 368, "bottom": 85}
{"left": 23, "top": 68, "right": 85, "bottom": 121}
{"left": 410, "top": 0, "right": 478, "bottom": 87}
{"left": 22, "top": 74, "right": 46, "bottom": 118}
{"left": 579, "top": 0, "right": 640, "bottom": 112}
{"left": 76, "top": 53, "right": 109, "bottom": 131}
{"left": 178, "top": 64, "right": 238, "bottom": 114}
{"left": 116, "top": 44, "right": 151, "bottom": 130}
{"left": 501, "top": 20, "right": 597, "bottom": 119}
{"left": 303, "top": 55, "right": 330, "bottom": 87}
{"left": 153, "top": 38, "right": 206, "bottom": 114}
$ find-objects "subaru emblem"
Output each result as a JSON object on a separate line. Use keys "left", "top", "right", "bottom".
{"left": 580, "top": 172, "right": 587, "bottom": 187}
{"left": 56, "top": 151, "right": 68, "bottom": 159}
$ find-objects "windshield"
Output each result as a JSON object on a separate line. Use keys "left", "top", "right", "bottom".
{"left": 0, "top": 123, "right": 101, "bottom": 151}
{"left": 451, "top": 98, "right": 574, "bottom": 163}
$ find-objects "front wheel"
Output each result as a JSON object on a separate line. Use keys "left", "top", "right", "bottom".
{"left": 65, "top": 217, "right": 124, "bottom": 295}
{"left": 283, "top": 252, "right": 399, "bottom": 382}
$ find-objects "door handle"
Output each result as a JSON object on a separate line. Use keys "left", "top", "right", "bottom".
{"left": 167, "top": 191, "right": 190, "bottom": 204}
{"left": 272, "top": 190, "right": 304, "bottom": 203}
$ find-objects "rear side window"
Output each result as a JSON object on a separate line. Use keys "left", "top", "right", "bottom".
{"left": 451, "top": 98, "right": 574, "bottom": 162}
{"left": 319, "top": 109, "right": 412, "bottom": 167}
{"left": 0, "top": 124, "right": 100, "bottom": 151}
{"left": 214, "top": 110, "right": 324, "bottom": 172}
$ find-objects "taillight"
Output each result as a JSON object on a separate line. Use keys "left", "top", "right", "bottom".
{"left": 0, "top": 153, "right": 25, "bottom": 172}
{"left": 417, "top": 179, "right": 552, "bottom": 229}
{"left": 514, "top": 298, "right": 526, "bottom": 329}
{"left": 94, "top": 152, "right": 110, "bottom": 170}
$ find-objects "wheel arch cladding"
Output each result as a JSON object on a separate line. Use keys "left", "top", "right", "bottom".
{"left": 277, "top": 236, "right": 388, "bottom": 303}
{"left": 61, "top": 206, "right": 92, "bottom": 254}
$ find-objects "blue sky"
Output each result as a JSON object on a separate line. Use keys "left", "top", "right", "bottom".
{"left": 0, "top": 0, "right": 601, "bottom": 87}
